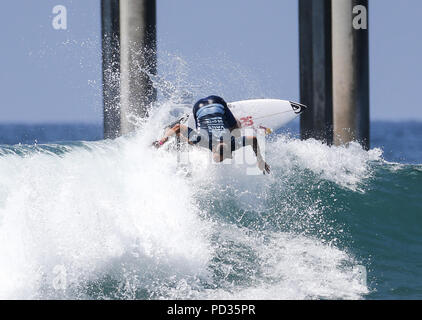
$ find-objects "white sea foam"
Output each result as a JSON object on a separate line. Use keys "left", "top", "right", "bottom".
{"left": 268, "top": 135, "right": 383, "bottom": 191}
{"left": 0, "top": 104, "right": 381, "bottom": 299}
{"left": 0, "top": 132, "right": 212, "bottom": 299}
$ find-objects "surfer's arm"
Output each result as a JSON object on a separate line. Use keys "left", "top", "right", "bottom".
{"left": 245, "top": 136, "right": 271, "bottom": 174}
{"left": 153, "top": 123, "right": 189, "bottom": 148}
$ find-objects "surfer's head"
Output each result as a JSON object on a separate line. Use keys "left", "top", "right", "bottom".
{"left": 212, "top": 142, "right": 232, "bottom": 162}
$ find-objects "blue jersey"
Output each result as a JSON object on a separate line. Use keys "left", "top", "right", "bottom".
{"left": 188, "top": 96, "right": 246, "bottom": 152}
{"left": 192, "top": 96, "right": 237, "bottom": 139}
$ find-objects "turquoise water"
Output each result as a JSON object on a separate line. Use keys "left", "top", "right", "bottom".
{"left": 0, "top": 116, "right": 421, "bottom": 300}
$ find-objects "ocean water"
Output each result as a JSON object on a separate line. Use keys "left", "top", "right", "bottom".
{"left": 0, "top": 112, "right": 421, "bottom": 300}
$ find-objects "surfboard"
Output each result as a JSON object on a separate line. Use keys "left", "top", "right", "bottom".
{"left": 167, "top": 99, "right": 307, "bottom": 135}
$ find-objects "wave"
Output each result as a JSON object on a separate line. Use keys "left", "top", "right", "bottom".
{"left": 0, "top": 106, "right": 420, "bottom": 299}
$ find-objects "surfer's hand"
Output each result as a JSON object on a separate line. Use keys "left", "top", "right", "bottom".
{"left": 152, "top": 140, "right": 163, "bottom": 148}
{"left": 258, "top": 159, "right": 271, "bottom": 175}
{"left": 258, "top": 158, "right": 271, "bottom": 174}
{"left": 264, "top": 162, "right": 271, "bottom": 174}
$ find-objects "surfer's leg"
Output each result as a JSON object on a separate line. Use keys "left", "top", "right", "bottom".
{"left": 212, "top": 142, "right": 232, "bottom": 163}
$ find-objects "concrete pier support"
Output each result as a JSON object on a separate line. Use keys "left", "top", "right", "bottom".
{"left": 332, "top": 0, "right": 370, "bottom": 149}
{"left": 101, "top": 0, "right": 121, "bottom": 139}
{"left": 299, "top": 0, "right": 333, "bottom": 144}
{"left": 119, "top": 0, "right": 157, "bottom": 134}
{"left": 101, "top": 0, "right": 157, "bottom": 137}
{"left": 299, "top": 0, "right": 370, "bottom": 149}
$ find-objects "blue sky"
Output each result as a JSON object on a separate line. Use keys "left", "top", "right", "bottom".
{"left": 0, "top": 0, "right": 421, "bottom": 123}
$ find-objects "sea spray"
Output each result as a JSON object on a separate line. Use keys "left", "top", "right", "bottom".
{"left": 0, "top": 106, "right": 384, "bottom": 299}
{"left": 0, "top": 132, "right": 213, "bottom": 299}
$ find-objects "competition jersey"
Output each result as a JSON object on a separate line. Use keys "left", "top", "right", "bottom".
{"left": 193, "top": 96, "right": 237, "bottom": 140}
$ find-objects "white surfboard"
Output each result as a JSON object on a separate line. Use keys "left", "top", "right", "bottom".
{"left": 168, "top": 99, "right": 307, "bottom": 135}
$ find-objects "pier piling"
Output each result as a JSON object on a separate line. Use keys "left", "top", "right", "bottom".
{"left": 101, "top": 0, "right": 157, "bottom": 137}
{"left": 299, "top": 0, "right": 370, "bottom": 149}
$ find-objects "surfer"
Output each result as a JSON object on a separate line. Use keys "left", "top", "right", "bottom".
{"left": 153, "top": 95, "right": 270, "bottom": 174}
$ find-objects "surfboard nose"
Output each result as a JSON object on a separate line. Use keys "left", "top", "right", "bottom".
{"left": 290, "top": 101, "right": 308, "bottom": 115}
